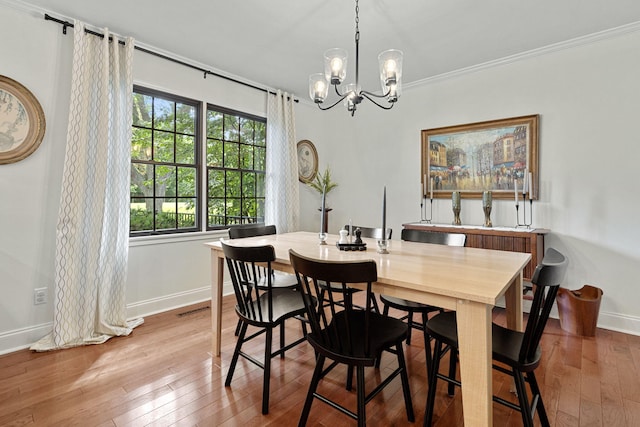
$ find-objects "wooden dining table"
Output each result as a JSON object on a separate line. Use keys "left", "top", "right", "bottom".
{"left": 205, "top": 231, "right": 530, "bottom": 426}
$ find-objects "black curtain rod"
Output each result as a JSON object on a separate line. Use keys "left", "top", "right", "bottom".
{"left": 43, "top": 13, "right": 297, "bottom": 102}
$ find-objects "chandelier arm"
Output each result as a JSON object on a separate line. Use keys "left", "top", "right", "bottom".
{"left": 316, "top": 95, "right": 349, "bottom": 111}
{"left": 360, "top": 88, "right": 391, "bottom": 99}
{"left": 361, "top": 92, "right": 395, "bottom": 110}
{"left": 334, "top": 84, "right": 346, "bottom": 98}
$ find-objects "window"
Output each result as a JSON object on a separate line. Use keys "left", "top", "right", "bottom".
{"left": 129, "top": 87, "right": 267, "bottom": 236}
{"left": 206, "top": 105, "right": 266, "bottom": 228}
{"left": 130, "top": 87, "right": 201, "bottom": 235}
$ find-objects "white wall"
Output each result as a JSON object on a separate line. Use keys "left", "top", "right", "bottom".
{"left": 297, "top": 29, "right": 640, "bottom": 334}
{"left": 1, "top": 1, "right": 638, "bottom": 354}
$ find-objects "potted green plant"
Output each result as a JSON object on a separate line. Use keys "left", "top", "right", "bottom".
{"left": 308, "top": 167, "right": 338, "bottom": 233}
{"left": 308, "top": 166, "right": 338, "bottom": 197}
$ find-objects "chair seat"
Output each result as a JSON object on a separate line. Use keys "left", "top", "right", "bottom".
{"left": 238, "top": 288, "right": 308, "bottom": 326}
{"left": 379, "top": 294, "right": 439, "bottom": 312}
{"left": 426, "top": 311, "right": 542, "bottom": 372}
{"left": 255, "top": 271, "right": 298, "bottom": 289}
{"left": 308, "top": 311, "right": 408, "bottom": 366}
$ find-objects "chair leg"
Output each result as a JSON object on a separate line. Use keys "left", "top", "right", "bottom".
{"left": 422, "top": 313, "right": 432, "bottom": 376}
{"left": 424, "top": 339, "right": 443, "bottom": 427}
{"left": 280, "top": 322, "right": 285, "bottom": 359}
{"left": 226, "top": 321, "right": 248, "bottom": 387}
{"left": 406, "top": 312, "right": 414, "bottom": 345}
{"left": 527, "top": 372, "right": 550, "bottom": 427}
{"left": 382, "top": 303, "right": 390, "bottom": 316}
{"left": 298, "top": 354, "right": 325, "bottom": 427}
{"left": 513, "top": 369, "right": 534, "bottom": 427}
{"left": 346, "top": 365, "right": 354, "bottom": 390}
{"left": 262, "top": 327, "right": 273, "bottom": 414}
{"left": 234, "top": 318, "right": 242, "bottom": 336}
{"left": 356, "top": 365, "right": 366, "bottom": 427}
{"left": 369, "top": 293, "right": 381, "bottom": 313}
{"left": 447, "top": 348, "right": 457, "bottom": 396}
{"left": 396, "top": 342, "right": 415, "bottom": 422}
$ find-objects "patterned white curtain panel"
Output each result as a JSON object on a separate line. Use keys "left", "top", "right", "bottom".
{"left": 265, "top": 90, "right": 299, "bottom": 233}
{"left": 31, "top": 21, "right": 142, "bottom": 351}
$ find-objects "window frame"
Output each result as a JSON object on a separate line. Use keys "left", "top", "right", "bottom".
{"left": 205, "top": 103, "right": 267, "bottom": 230}
{"left": 130, "top": 85, "right": 202, "bottom": 237}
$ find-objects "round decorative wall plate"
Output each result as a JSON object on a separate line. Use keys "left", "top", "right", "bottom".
{"left": 297, "top": 139, "right": 318, "bottom": 183}
{"left": 0, "top": 75, "right": 46, "bottom": 164}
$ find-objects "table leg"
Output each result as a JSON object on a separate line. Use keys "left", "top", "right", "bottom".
{"left": 504, "top": 271, "right": 524, "bottom": 332}
{"left": 456, "top": 299, "right": 492, "bottom": 427}
{"left": 211, "top": 251, "right": 224, "bottom": 357}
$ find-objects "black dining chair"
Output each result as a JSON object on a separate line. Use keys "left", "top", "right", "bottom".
{"left": 423, "top": 247, "right": 569, "bottom": 427}
{"left": 228, "top": 224, "right": 298, "bottom": 336}
{"left": 222, "top": 241, "right": 314, "bottom": 415}
{"left": 380, "top": 228, "right": 466, "bottom": 345}
{"left": 289, "top": 249, "right": 414, "bottom": 427}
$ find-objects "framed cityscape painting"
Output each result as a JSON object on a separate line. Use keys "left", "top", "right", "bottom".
{"left": 421, "top": 114, "right": 539, "bottom": 200}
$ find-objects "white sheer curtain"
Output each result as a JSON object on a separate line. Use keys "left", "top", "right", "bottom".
{"left": 265, "top": 90, "right": 299, "bottom": 232}
{"left": 31, "top": 21, "right": 142, "bottom": 351}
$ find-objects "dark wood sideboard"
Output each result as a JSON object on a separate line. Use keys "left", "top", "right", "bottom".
{"left": 402, "top": 223, "right": 549, "bottom": 282}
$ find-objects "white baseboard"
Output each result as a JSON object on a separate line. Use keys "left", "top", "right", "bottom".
{"left": 495, "top": 296, "right": 640, "bottom": 336}
{"left": 0, "top": 281, "right": 234, "bottom": 356}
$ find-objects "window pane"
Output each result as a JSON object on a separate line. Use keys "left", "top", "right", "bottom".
{"left": 176, "top": 103, "right": 196, "bottom": 135}
{"left": 256, "top": 173, "right": 265, "bottom": 197}
{"left": 242, "top": 172, "right": 255, "bottom": 197}
{"left": 240, "top": 117, "right": 254, "bottom": 144}
{"left": 242, "top": 198, "right": 256, "bottom": 219}
{"left": 130, "top": 199, "right": 153, "bottom": 232}
{"left": 224, "top": 142, "right": 239, "bottom": 168}
{"left": 154, "top": 130, "right": 174, "bottom": 163}
{"left": 156, "top": 198, "right": 176, "bottom": 230}
{"left": 131, "top": 163, "right": 153, "bottom": 197}
{"left": 207, "top": 138, "right": 223, "bottom": 167}
{"left": 132, "top": 93, "right": 152, "bottom": 128}
{"left": 207, "top": 110, "right": 223, "bottom": 139}
{"left": 208, "top": 169, "right": 224, "bottom": 198}
{"left": 226, "top": 170, "right": 240, "bottom": 197}
{"left": 224, "top": 115, "right": 239, "bottom": 142}
{"left": 176, "top": 134, "right": 195, "bottom": 164}
{"left": 208, "top": 199, "right": 225, "bottom": 227}
{"left": 131, "top": 128, "right": 152, "bottom": 161}
{"left": 256, "top": 198, "right": 265, "bottom": 221}
{"left": 156, "top": 165, "right": 176, "bottom": 197}
{"left": 227, "top": 198, "right": 241, "bottom": 223}
{"left": 255, "top": 121, "right": 266, "bottom": 146}
{"left": 177, "top": 167, "right": 196, "bottom": 197}
{"left": 255, "top": 146, "right": 266, "bottom": 170}
{"left": 240, "top": 144, "right": 254, "bottom": 170}
{"left": 154, "top": 98, "right": 175, "bottom": 131}
{"left": 177, "top": 197, "right": 196, "bottom": 229}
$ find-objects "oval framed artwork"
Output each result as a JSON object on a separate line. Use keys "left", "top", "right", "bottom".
{"left": 297, "top": 139, "right": 318, "bottom": 183}
{"left": 0, "top": 75, "right": 46, "bottom": 164}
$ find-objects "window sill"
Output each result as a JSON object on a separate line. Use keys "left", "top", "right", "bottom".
{"left": 129, "top": 229, "right": 229, "bottom": 247}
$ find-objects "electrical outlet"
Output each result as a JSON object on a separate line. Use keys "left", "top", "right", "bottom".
{"left": 34, "top": 288, "right": 47, "bottom": 305}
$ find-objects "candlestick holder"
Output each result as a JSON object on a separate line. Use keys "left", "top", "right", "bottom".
{"left": 420, "top": 196, "right": 433, "bottom": 223}
{"left": 515, "top": 198, "right": 533, "bottom": 228}
{"left": 318, "top": 232, "right": 328, "bottom": 245}
{"left": 452, "top": 191, "right": 461, "bottom": 226}
{"left": 482, "top": 191, "right": 492, "bottom": 227}
{"left": 376, "top": 239, "right": 389, "bottom": 254}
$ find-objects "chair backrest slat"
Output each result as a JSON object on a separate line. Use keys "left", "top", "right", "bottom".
{"left": 401, "top": 228, "right": 466, "bottom": 247}
{"left": 344, "top": 225, "right": 392, "bottom": 240}
{"left": 229, "top": 224, "right": 277, "bottom": 239}
{"left": 520, "top": 248, "right": 568, "bottom": 362}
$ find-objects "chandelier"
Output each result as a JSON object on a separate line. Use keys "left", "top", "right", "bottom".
{"left": 308, "top": 0, "right": 403, "bottom": 116}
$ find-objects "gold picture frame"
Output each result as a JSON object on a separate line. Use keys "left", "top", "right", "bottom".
{"left": 0, "top": 75, "right": 46, "bottom": 164}
{"left": 297, "top": 139, "right": 318, "bottom": 183}
{"left": 421, "top": 114, "right": 539, "bottom": 200}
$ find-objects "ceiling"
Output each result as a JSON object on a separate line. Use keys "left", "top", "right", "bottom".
{"left": 20, "top": 0, "right": 640, "bottom": 101}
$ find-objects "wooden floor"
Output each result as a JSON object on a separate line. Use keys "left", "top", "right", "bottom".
{"left": 1, "top": 295, "right": 640, "bottom": 427}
